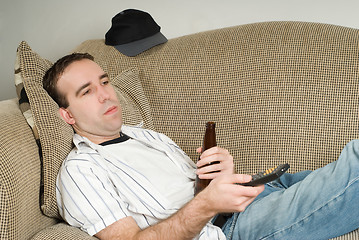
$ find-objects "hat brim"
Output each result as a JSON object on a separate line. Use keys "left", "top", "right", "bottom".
{"left": 114, "top": 32, "right": 168, "bottom": 57}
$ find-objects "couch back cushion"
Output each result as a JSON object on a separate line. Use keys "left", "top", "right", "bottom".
{"left": 74, "top": 21, "right": 359, "bottom": 175}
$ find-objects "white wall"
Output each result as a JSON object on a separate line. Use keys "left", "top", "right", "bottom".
{"left": 1, "top": 0, "right": 359, "bottom": 101}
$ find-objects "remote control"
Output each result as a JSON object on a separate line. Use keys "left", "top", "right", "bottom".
{"left": 240, "top": 163, "right": 290, "bottom": 186}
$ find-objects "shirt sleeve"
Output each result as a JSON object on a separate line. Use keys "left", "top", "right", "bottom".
{"left": 56, "top": 158, "right": 130, "bottom": 236}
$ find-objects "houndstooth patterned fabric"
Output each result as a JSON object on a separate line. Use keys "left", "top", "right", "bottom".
{"left": 0, "top": 99, "right": 57, "bottom": 239}
{"left": 31, "top": 223, "right": 97, "bottom": 240}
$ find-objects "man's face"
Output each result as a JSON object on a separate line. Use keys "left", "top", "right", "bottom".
{"left": 57, "top": 59, "right": 123, "bottom": 143}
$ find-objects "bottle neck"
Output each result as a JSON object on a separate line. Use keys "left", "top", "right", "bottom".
{"left": 202, "top": 122, "right": 216, "bottom": 151}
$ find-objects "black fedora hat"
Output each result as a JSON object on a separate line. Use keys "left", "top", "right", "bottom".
{"left": 105, "top": 9, "right": 167, "bottom": 56}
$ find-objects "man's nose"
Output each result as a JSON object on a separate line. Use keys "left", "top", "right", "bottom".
{"left": 97, "top": 87, "right": 110, "bottom": 103}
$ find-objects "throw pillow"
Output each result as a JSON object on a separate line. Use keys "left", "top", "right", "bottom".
{"left": 15, "top": 41, "right": 153, "bottom": 218}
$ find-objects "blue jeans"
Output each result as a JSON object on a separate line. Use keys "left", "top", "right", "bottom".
{"left": 222, "top": 140, "right": 359, "bottom": 240}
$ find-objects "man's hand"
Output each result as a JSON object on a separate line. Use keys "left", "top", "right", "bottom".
{"left": 196, "top": 146, "right": 264, "bottom": 213}
{"left": 199, "top": 174, "right": 264, "bottom": 214}
{"left": 196, "top": 146, "right": 235, "bottom": 179}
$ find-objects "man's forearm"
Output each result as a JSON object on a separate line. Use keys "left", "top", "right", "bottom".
{"left": 135, "top": 192, "right": 215, "bottom": 240}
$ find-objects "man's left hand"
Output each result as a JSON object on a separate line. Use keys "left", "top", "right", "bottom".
{"left": 196, "top": 146, "right": 235, "bottom": 179}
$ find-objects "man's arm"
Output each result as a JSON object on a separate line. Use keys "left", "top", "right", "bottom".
{"left": 96, "top": 190, "right": 213, "bottom": 240}
{"left": 96, "top": 174, "right": 264, "bottom": 240}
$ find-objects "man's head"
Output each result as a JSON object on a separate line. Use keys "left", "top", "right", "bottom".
{"left": 43, "top": 53, "right": 123, "bottom": 143}
{"left": 43, "top": 53, "right": 94, "bottom": 108}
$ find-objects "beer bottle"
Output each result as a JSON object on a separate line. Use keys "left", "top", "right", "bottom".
{"left": 195, "top": 121, "right": 217, "bottom": 195}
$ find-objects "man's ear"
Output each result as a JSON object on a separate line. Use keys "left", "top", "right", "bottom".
{"left": 59, "top": 107, "right": 75, "bottom": 125}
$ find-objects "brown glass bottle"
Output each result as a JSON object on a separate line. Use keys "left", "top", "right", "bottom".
{"left": 195, "top": 121, "right": 217, "bottom": 195}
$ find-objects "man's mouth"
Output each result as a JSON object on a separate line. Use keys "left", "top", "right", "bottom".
{"left": 104, "top": 106, "right": 118, "bottom": 115}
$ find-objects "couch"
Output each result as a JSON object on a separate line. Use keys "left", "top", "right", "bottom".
{"left": 0, "top": 21, "right": 358, "bottom": 239}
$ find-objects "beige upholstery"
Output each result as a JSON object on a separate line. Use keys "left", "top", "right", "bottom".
{"left": 0, "top": 21, "right": 358, "bottom": 239}
{"left": 0, "top": 99, "right": 57, "bottom": 239}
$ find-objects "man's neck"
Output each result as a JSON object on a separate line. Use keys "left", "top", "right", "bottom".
{"left": 76, "top": 131, "right": 122, "bottom": 145}
{"left": 72, "top": 124, "right": 122, "bottom": 144}
{"left": 90, "top": 134, "right": 122, "bottom": 145}
{"left": 99, "top": 132, "right": 130, "bottom": 146}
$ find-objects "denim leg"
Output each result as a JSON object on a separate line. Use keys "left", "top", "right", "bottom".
{"left": 223, "top": 139, "right": 359, "bottom": 240}
{"left": 222, "top": 171, "right": 311, "bottom": 239}
{"left": 257, "top": 170, "right": 312, "bottom": 200}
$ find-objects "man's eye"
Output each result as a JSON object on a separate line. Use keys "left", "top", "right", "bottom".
{"left": 102, "top": 80, "right": 109, "bottom": 85}
{"left": 83, "top": 89, "right": 91, "bottom": 95}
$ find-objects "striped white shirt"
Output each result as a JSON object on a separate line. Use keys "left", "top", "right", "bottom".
{"left": 56, "top": 125, "right": 226, "bottom": 239}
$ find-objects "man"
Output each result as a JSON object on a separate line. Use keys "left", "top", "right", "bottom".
{"left": 43, "top": 53, "right": 359, "bottom": 239}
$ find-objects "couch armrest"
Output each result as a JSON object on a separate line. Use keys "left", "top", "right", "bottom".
{"left": 0, "top": 99, "right": 56, "bottom": 239}
{"left": 30, "top": 223, "right": 97, "bottom": 240}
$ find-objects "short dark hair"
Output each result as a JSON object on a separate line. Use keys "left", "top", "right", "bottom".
{"left": 43, "top": 52, "right": 94, "bottom": 108}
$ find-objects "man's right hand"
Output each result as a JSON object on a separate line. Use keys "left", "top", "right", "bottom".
{"left": 197, "top": 174, "right": 265, "bottom": 215}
